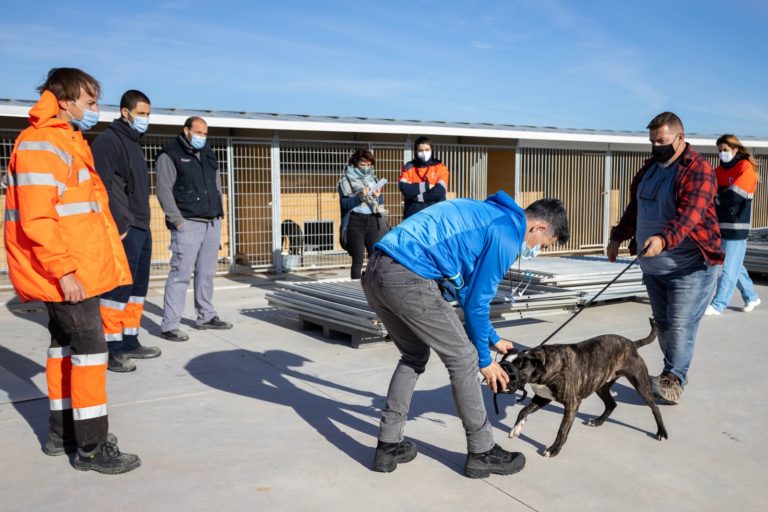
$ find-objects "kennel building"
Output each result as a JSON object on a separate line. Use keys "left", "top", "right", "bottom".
{"left": 1, "top": 98, "right": 767, "bottom": 284}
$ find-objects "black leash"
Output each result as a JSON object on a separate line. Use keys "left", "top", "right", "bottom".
{"left": 535, "top": 247, "right": 648, "bottom": 348}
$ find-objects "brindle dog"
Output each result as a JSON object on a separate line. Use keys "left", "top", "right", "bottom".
{"left": 505, "top": 318, "right": 668, "bottom": 458}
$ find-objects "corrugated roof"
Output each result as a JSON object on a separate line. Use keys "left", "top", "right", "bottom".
{"left": 1, "top": 98, "right": 766, "bottom": 146}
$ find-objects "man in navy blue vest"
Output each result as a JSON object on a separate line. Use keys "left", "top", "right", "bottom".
{"left": 156, "top": 116, "right": 232, "bottom": 341}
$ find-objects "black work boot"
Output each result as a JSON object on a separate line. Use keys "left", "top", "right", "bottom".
{"left": 44, "top": 431, "right": 117, "bottom": 456}
{"left": 464, "top": 444, "right": 526, "bottom": 479}
{"left": 73, "top": 440, "right": 141, "bottom": 475}
{"left": 122, "top": 343, "right": 162, "bottom": 360}
{"left": 373, "top": 440, "right": 417, "bottom": 473}
{"left": 161, "top": 329, "right": 189, "bottom": 342}
{"left": 194, "top": 316, "right": 233, "bottom": 330}
{"left": 108, "top": 352, "right": 136, "bottom": 373}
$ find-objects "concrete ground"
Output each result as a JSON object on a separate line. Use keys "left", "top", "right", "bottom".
{"left": 0, "top": 271, "right": 766, "bottom": 512}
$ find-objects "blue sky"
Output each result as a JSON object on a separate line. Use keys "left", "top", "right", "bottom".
{"left": 1, "top": 0, "right": 767, "bottom": 136}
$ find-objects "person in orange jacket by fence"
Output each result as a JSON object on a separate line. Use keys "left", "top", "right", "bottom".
{"left": 704, "top": 134, "right": 761, "bottom": 316}
{"left": 398, "top": 136, "right": 449, "bottom": 219}
{"left": 3, "top": 68, "right": 141, "bottom": 474}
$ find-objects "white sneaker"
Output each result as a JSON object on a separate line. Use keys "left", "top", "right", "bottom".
{"left": 742, "top": 298, "right": 761, "bottom": 312}
{"left": 704, "top": 305, "right": 721, "bottom": 316}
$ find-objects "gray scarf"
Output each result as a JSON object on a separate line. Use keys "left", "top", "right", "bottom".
{"left": 338, "top": 165, "right": 385, "bottom": 214}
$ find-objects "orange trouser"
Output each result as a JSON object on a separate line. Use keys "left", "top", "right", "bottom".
{"left": 101, "top": 227, "right": 151, "bottom": 351}
{"left": 45, "top": 298, "right": 108, "bottom": 447}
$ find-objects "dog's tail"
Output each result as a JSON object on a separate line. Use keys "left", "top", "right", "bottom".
{"left": 634, "top": 317, "right": 657, "bottom": 348}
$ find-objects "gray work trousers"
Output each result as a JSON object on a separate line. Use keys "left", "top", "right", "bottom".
{"left": 362, "top": 250, "right": 494, "bottom": 454}
{"left": 161, "top": 219, "right": 221, "bottom": 332}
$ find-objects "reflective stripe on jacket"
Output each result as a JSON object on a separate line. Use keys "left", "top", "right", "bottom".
{"left": 4, "top": 91, "right": 131, "bottom": 302}
{"left": 399, "top": 159, "right": 450, "bottom": 219}
{"left": 715, "top": 158, "right": 757, "bottom": 240}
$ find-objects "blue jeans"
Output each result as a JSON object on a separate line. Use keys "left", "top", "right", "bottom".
{"left": 643, "top": 263, "right": 717, "bottom": 387}
{"left": 710, "top": 239, "right": 759, "bottom": 312}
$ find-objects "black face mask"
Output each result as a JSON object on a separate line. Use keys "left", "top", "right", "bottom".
{"left": 651, "top": 138, "right": 678, "bottom": 163}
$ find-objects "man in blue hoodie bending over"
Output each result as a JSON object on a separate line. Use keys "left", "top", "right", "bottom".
{"left": 363, "top": 191, "right": 569, "bottom": 478}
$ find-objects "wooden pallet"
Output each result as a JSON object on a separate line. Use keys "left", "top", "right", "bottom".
{"left": 296, "top": 313, "right": 389, "bottom": 348}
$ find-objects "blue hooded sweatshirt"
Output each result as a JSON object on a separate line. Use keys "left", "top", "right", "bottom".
{"left": 374, "top": 190, "right": 526, "bottom": 368}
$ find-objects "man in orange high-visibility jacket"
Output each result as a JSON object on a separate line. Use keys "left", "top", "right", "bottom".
{"left": 399, "top": 136, "right": 450, "bottom": 219}
{"left": 4, "top": 68, "right": 141, "bottom": 474}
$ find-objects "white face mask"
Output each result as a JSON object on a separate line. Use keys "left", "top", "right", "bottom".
{"left": 417, "top": 150, "right": 431, "bottom": 162}
{"left": 719, "top": 150, "right": 735, "bottom": 163}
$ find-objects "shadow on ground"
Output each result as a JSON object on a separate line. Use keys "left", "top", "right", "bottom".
{"left": 0, "top": 345, "right": 49, "bottom": 447}
{"left": 184, "top": 347, "right": 664, "bottom": 472}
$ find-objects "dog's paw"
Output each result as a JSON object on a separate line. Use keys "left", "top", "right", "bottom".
{"left": 510, "top": 420, "right": 526, "bottom": 438}
{"left": 542, "top": 446, "right": 560, "bottom": 458}
{"left": 585, "top": 419, "right": 602, "bottom": 427}
{"left": 656, "top": 430, "right": 668, "bottom": 441}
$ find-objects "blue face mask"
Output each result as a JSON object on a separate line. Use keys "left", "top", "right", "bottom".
{"left": 520, "top": 231, "right": 544, "bottom": 260}
{"left": 68, "top": 102, "right": 100, "bottom": 131}
{"left": 130, "top": 114, "right": 149, "bottom": 134}
{"left": 190, "top": 134, "right": 207, "bottom": 150}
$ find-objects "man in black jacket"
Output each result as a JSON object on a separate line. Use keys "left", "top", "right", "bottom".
{"left": 155, "top": 116, "right": 232, "bottom": 341}
{"left": 92, "top": 90, "right": 161, "bottom": 372}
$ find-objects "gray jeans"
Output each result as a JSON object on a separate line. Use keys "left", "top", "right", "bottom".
{"left": 161, "top": 219, "right": 221, "bottom": 331}
{"left": 362, "top": 250, "right": 494, "bottom": 454}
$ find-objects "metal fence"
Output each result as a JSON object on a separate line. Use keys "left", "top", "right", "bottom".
{"left": 2, "top": 125, "right": 767, "bottom": 284}
{"left": 518, "top": 147, "right": 606, "bottom": 254}
{"left": 516, "top": 146, "right": 768, "bottom": 255}
{"left": 0, "top": 129, "right": 491, "bottom": 282}
{"left": 141, "top": 135, "right": 233, "bottom": 275}
{"left": 267, "top": 140, "right": 488, "bottom": 271}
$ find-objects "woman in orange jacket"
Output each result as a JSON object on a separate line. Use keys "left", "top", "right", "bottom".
{"left": 4, "top": 68, "right": 140, "bottom": 474}
{"left": 705, "top": 134, "right": 761, "bottom": 315}
{"left": 399, "top": 136, "right": 449, "bottom": 219}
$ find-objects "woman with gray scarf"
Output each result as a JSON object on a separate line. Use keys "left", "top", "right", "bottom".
{"left": 338, "top": 148, "right": 389, "bottom": 279}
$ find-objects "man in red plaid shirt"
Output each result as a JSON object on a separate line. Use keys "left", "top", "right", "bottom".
{"left": 607, "top": 111, "right": 723, "bottom": 405}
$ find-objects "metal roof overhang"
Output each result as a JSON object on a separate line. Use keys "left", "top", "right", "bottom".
{"left": 2, "top": 101, "right": 767, "bottom": 148}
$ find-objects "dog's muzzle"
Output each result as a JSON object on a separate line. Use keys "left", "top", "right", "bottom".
{"left": 492, "top": 353, "right": 528, "bottom": 415}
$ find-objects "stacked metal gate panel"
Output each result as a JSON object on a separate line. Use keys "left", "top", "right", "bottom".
{"left": 745, "top": 228, "right": 768, "bottom": 274}
{"left": 265, "top": 278, "right": 584, "bottom": 346}
{"left": 505, "top": 255, "right": 647, "bottom": 302}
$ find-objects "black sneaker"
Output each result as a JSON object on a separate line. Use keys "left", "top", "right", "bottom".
{"left": 194, "top": 317, "right": 233, "bottom": 330}
{"left": 161, "top": 329, "right": 189, "bottom": 342}
{"left": 108, "top": 353, "right": 136, "bottom": 373}
{"left": 122, "top": 344, "right": 162, "bottom": 360}
{"left": 73, "top": 441, "right": 141, "bottom": 475}
{"left": 464, "top": 444, "right": 526, "bottom": 479}
{"left": 372, "top": 440, "right": 417, "bottom": 473}
{"left": 44, "top": 431, "right": 117, "bottom": 456}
